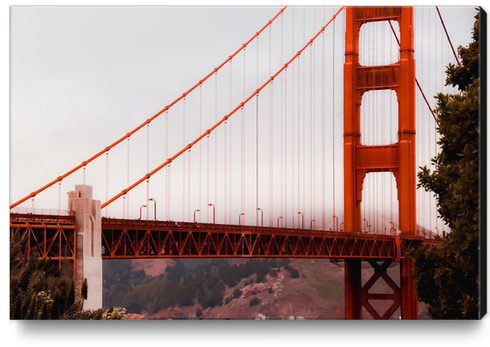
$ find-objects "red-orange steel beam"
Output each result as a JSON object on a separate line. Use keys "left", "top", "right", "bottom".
{"left": 10, "top": 6, "right": 287, "bottom": 210}
{"left": 10, "top": 213, "right": 77, "bottom": 276}
{"left": 99, "top": 217, "right": 425, "bottom": 259}
{"left": 101, "top": 6, "right": 345, "bottom": 209}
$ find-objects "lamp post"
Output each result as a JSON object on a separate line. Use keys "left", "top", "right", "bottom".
{"left": 310, "top": 219, "right": 316, "bottom": 230}
{"left": 362, "top": 219, "right": 369, "bottom": 233}
{"left": 340, "top": 222, "right": 344, "bottom": 231}
{"left": 194, "top": 209, "right": 200, "bottom": 223}
{"left": 208, "top": 203, "right": 215, "bottom": 224}
{"left": 139, "top": 205, "right": 147, "bottom": 220}
{"left": 148, "top": 198, "right": 157, "bottom": 220}
{"left": 297, "top": 212, "right": 304, "bottom": 229}
{"left": 277, "top": 216, "right": 283, "bottom": 228}
{"left": 389, "top": 221, "right": 395, "bottom": 235}
{"left": 239, "top": 212, "right": 245, "bottom": 225}
{"left": 332, "top": 215, "right": 338, "bottom": 231}
{"left": 257, "top": 208, "right": 263, "bottom": 227}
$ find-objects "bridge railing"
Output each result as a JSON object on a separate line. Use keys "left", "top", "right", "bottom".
{"left": 10, "top": 208, "right": 75, "bottom": 225}
{"left": 10, "top": 207, "right": 73, "bottom": 216}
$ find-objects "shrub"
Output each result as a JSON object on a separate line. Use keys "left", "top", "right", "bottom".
{"left": 277, "top": 258, "right": 290, "bottom": 268}
{"left": 249, "top": 297, "right": 260, "bottom": 307}
{"left": 290, "top": 268, "right": 300, "bottom": 279}
{"left": 268, "top": 287, "right": 273, "bottom": 294}
{"left": 269, "top": 269, "right": 278, "bottom": 278}
{"left": 232, "top": 288, "right": 242, "bottom": 299}
{"left": 196, "top": 308, "right": 203, "bottom": 318}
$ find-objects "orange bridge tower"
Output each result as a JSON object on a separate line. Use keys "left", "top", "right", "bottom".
{"left": 343, "top": 6, "right": 418, "bottom": 319}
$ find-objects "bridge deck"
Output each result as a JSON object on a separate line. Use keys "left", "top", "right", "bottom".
{"left": 101, "top": 217, "right": 426, "bottom": 260}
{"left": 9, "top": 213, "right": 433, "bottom": 262}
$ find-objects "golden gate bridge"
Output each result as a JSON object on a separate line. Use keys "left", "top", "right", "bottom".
{"left": 10, "top": 6, "right": 469, "bottom": 319}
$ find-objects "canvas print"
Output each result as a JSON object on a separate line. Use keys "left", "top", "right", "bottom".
{"left": 9, "top": 5, "right": 485, "bottom": 321}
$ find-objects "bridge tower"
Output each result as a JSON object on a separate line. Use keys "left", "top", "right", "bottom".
{"left": 343, "top": 6, "right": 418, "bottom": 319}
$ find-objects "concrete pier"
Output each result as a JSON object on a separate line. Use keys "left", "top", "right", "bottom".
{"left": 67, "top": 185, "right": 102, "bottom": 310}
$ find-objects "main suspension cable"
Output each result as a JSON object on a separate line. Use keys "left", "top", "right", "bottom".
{"left": 101, "top": 6, "right": 345, "bottom": 209}
{"left": 10, "top": 6, "right": 287, "bottom": 210}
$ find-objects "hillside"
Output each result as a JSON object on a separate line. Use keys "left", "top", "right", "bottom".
{"left": 103, "top": 257, "right": 428, "bottom": 320}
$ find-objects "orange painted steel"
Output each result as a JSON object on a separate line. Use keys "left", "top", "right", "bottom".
{"left": 343, "top": 6, "right": 418, "bottom": 320}
{"left": 344, "top": 6, "right": 416, "bottom": 235}
{"left": 10, "top": 213, "right": 77, "bottom": 277}
{"left": 100, "top": 218, "right": 425, "bottom": 259}
{"left": 9, "top": 6, "right": 287, "bottom": 210}
{"left": 101, "top": 6, "right": 345, "bottom": 209}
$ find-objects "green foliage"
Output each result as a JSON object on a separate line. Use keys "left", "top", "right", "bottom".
{"left": 10, "top": 233, "right": 126, "bottom": 320}
{"left": 290, "top": 268, "right": 300, "bottom": 279}
{"left": 249, "top": 297, "right": 260, "bottom": 307}
{"left": 196, "top": 308, "right": 203, "bottom": 318}
{"left": 268, "top": 287, "right": 273, "bottom": 294}
{"left": 165, "top": 260, "right": 187, "bottom": 282}
{"left": 413, "top": 9, "right": 481, "bottom": 319}
{"left": 232, "top": 288, "right": 242, "bottom": 299}
{"left": 81, "top": 278, "right": 88, "bottom": 300}
{"left": 102, "top": 257, "right": 293, "bottom": 315}
{"left": 277, "top": 258, "right": 290, "bottom": 268}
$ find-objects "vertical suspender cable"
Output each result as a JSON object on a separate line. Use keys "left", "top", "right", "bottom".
{"left": 284, "top": 67, "right": 288, "bottom": 228}
{"left": 147, "top": 123, "right": 150, "bottom": 220}
{"left": 199, "top": 84, "right": 202, "bottom": 218}
{"left": 242, "top": 48, "right": 246, "bottom": 222}
{"left": 106, "top": 151, "right": 109, "bottom": 217}
{"left": 127, "top": 137, "right": 130, "bottom": 218}
{"left": 188, "top": 148, "right": 191, "bottom": 222}
{"left": 309, "top": 30, "right": 313, "bottom": 227}
{"left": 166, "top": 111, "right": 169, "bottom": 220}
{"left": 256, "top": 36, "right": 260, "bottom": 226}
{"left": 228, "top": 62, "right": 232, "bottom": 223}
{"left": 183, "top": 98, "right": 186, "bottom": 221}
{"left": 279, "top": 10, "right": 287, "bottom": 227}
{"left": 321, "top": 24, "right": 326, "bottom": 231}
{"left": 225, "top": 120, "right": 228, "bottom": 223}
{"left": 269, "top": 24, "right": 273, "bottom": 227}
{"left": 256, "top": 94, "right": 259, "bottom": 226}
{"left": 297, "top": 53, "right": 301, "bottom": 226}
{"left": 291, "top": 8, "right": 295, "bottom": 228}
{"left": 58, "top": 181, "right": 61, "bottom": 215}
{"left": 312, "top": 10, "right": 316, "bottom": 228}
{"left": 332, "top": 17, "right": 336, "bottom": 230}
{"left": 302, "top": 7, "right": 306, "bottom": 220}
{"left": 208, "top": 73, "right": 214, "bottom": 222}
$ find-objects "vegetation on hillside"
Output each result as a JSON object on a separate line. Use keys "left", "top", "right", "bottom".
{"left": 103, "top": 257, "right": 295, "bottom": 315}
{"left": 412, "top": 8, "right": 482, "bottom": 319}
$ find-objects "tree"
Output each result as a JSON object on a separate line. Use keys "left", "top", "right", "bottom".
{"left": 10, "top": 232, "right": 127, "bottom": 320}
{"left": 290, "top": 268, "right": 300, "bottom": 279}
{"left": 411, "top": 8, "right": 482, "bottom": 319}
{"left": 249, "top": 297, "right": 260, "bottom": 307}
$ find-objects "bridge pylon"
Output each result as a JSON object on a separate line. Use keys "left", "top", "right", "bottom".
{"left": 343, "top": 6, "right": 418, "bottom": 319}
{"left": 67, "top": 185, "right": 103, "bottom": 310}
